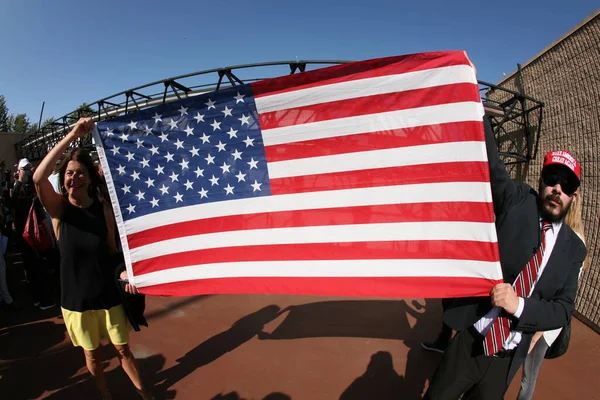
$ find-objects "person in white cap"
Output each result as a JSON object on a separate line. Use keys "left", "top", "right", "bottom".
{"left": 12, "top": 157, "right": 55, "bottom": 310}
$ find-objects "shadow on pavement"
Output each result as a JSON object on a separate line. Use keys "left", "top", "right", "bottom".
{"left": 212, "top": 391, "right": 292, "bottom": 400}
{"left": 340, "top": 351, "right": 406, "bottom": 400}
{"left": 155, "top": 305, "right": 281, "bottom": 396}
{"left": 44, "top": 352, "right": 171, "bottom": 400}
{"left": 257, "top": 299, "right": 426, "bottom": 341}
{"left": 257, "top": 298, "right": 445, "bottom": 399}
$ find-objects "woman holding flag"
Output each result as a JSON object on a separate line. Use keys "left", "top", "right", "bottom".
{"left": 33, "top": 117, "right": 153, "bottom": 400}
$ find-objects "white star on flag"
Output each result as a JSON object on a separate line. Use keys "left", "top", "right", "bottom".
{"left": 239, "top": 114, "right": 251, "bottom": 125}
{"left": 222, "top": 106, "right": 233, "bottom": 117}
{"left": 226, "top": 128, "right": 238, "bottom": 139}
{"left": 251, "top": 180, "right": 262, "bottom": 192}
{"left": 235, "top": 171, "right": 246, "bottom": 182}
{"left": 231, "top": 149, "right": 243, "bottom": 160}
{"left": 247, "top": 158, "right": 259, "bottom": 169}
{"left": 205, "top": 99, "right": 216, "bottom": 109}
{"left": 189, "top": 146, "right": 200, "bottom": 157}
{"left": 243, "top": 136, "right": 254, "bottom": 147}
{"left": 216, "top": 141, "right": 226, "bottom": 152}
{"left": 220, "top": 162, "right": 231, "bottom": 174}
{"left": 234, "top": 92, "right": 245, "bottom": 103}
{"left": 209, "top": 175, "right": 219, "bottom": 186}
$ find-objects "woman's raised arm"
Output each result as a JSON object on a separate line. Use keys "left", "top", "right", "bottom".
{"left": 33, "top": 117, "right": 95, "bottom": 218}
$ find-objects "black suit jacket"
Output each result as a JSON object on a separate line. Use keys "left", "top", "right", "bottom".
{"left": 443, "top": 118, "right": 586, "bottom": 384}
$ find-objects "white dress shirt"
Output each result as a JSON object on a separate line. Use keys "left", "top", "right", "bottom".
{"left": 474, "top": 218, "right": 562, "bottom": 350}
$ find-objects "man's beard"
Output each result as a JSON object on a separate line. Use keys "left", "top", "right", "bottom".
{"left": 538, "top": 192, "right": 572, "bottom": 222}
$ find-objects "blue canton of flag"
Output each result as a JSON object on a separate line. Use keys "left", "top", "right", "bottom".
{"left": 95, "top": 85, "right": 271, "bottom": 221}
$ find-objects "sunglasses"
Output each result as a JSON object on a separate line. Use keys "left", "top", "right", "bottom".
{"left": 542, "top": 171, "right": 577, "bottom": 196}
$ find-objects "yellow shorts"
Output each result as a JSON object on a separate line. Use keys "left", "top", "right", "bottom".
{"left": 61, "top": 305, "right": 130, "bottom": 351}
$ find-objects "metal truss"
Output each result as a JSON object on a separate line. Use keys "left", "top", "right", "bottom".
{"left": 16, "top": 61, "right": 544, "bottom": 165}
{"left": 15, "top": 60, "right": 347, "bottom": 160}
{"left": 479, "top": 65, "right": 545, "bottom": 165}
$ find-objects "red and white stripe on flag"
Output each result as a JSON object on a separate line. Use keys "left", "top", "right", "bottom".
{"left": 119, "top": 51, "right": 502, "bottom": 298}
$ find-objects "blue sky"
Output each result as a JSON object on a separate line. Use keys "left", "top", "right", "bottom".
{"left": 0, "top": 0, "right": 597, "bottom": 123}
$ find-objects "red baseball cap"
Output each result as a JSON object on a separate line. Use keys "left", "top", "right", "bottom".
{"left": 543, "top": 150, "right": 580, "bottom": 184}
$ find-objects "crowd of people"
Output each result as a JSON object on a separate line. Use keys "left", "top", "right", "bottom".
{"left": 1, "top": 157, "right": 55, "bottom": 311}
{"left": 0, "top": 114, "right": 589, "bottom": 399}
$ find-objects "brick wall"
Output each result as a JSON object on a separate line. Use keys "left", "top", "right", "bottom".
{"left": 489, "top": 12, "right": 600, "bottom": 328}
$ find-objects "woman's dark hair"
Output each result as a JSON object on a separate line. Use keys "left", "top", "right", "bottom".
{"left": 57, "top": 148, "right": 104, "bottom": 200}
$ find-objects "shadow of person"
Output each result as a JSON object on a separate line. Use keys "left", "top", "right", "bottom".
{"left": 0, "top": 320, "right": 65, "bottom": 361}
{"left": 156, "top": 305, "right": 281, "bottom": 394}
{"left": 339, "top": 351, "right": 405, "bottom": 400}
{"left": 263, "top": 393, "right": 291, "bottom": 400}
{"left": 258, "top": 299, "right": 423, "bottom": 341}
{"left": 211, "top": 391, "right": 291, "bottom": 400}
{"left": 212, "top": 392, "right": 247, "bottom": 400}
{"left": 0, "top": 340, "right": 98, "bottom": 400}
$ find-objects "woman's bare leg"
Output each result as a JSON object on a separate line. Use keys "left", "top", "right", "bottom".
{"left": 83, "top": 348, "right": 111, "bottom": 399}
{"left": 113, "top": 344, "right": 153, "bottom": 399}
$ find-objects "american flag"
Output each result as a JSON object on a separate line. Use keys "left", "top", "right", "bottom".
{"left": 94, "top": 51, "right": 502, "bottom": 298}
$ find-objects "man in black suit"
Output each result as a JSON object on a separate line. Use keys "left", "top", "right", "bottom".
{"left": 424, "top": 118, "right": 587, "bottom": 400}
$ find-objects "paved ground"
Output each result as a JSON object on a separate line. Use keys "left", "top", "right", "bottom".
{"left": 1, "top": 257, "right": 599, "bottom": 399}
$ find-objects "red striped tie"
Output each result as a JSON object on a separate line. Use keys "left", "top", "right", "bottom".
{"left": 483, "top": 220, "right": 552, "bottom": 356}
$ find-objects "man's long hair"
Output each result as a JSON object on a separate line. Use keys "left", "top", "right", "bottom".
{"left": 564, "top": 188, "right": 588, "bottom": 269}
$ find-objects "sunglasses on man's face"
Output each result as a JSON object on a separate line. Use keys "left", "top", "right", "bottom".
{"left": 542, "top": 171, "right": 577, "bottom": 196}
